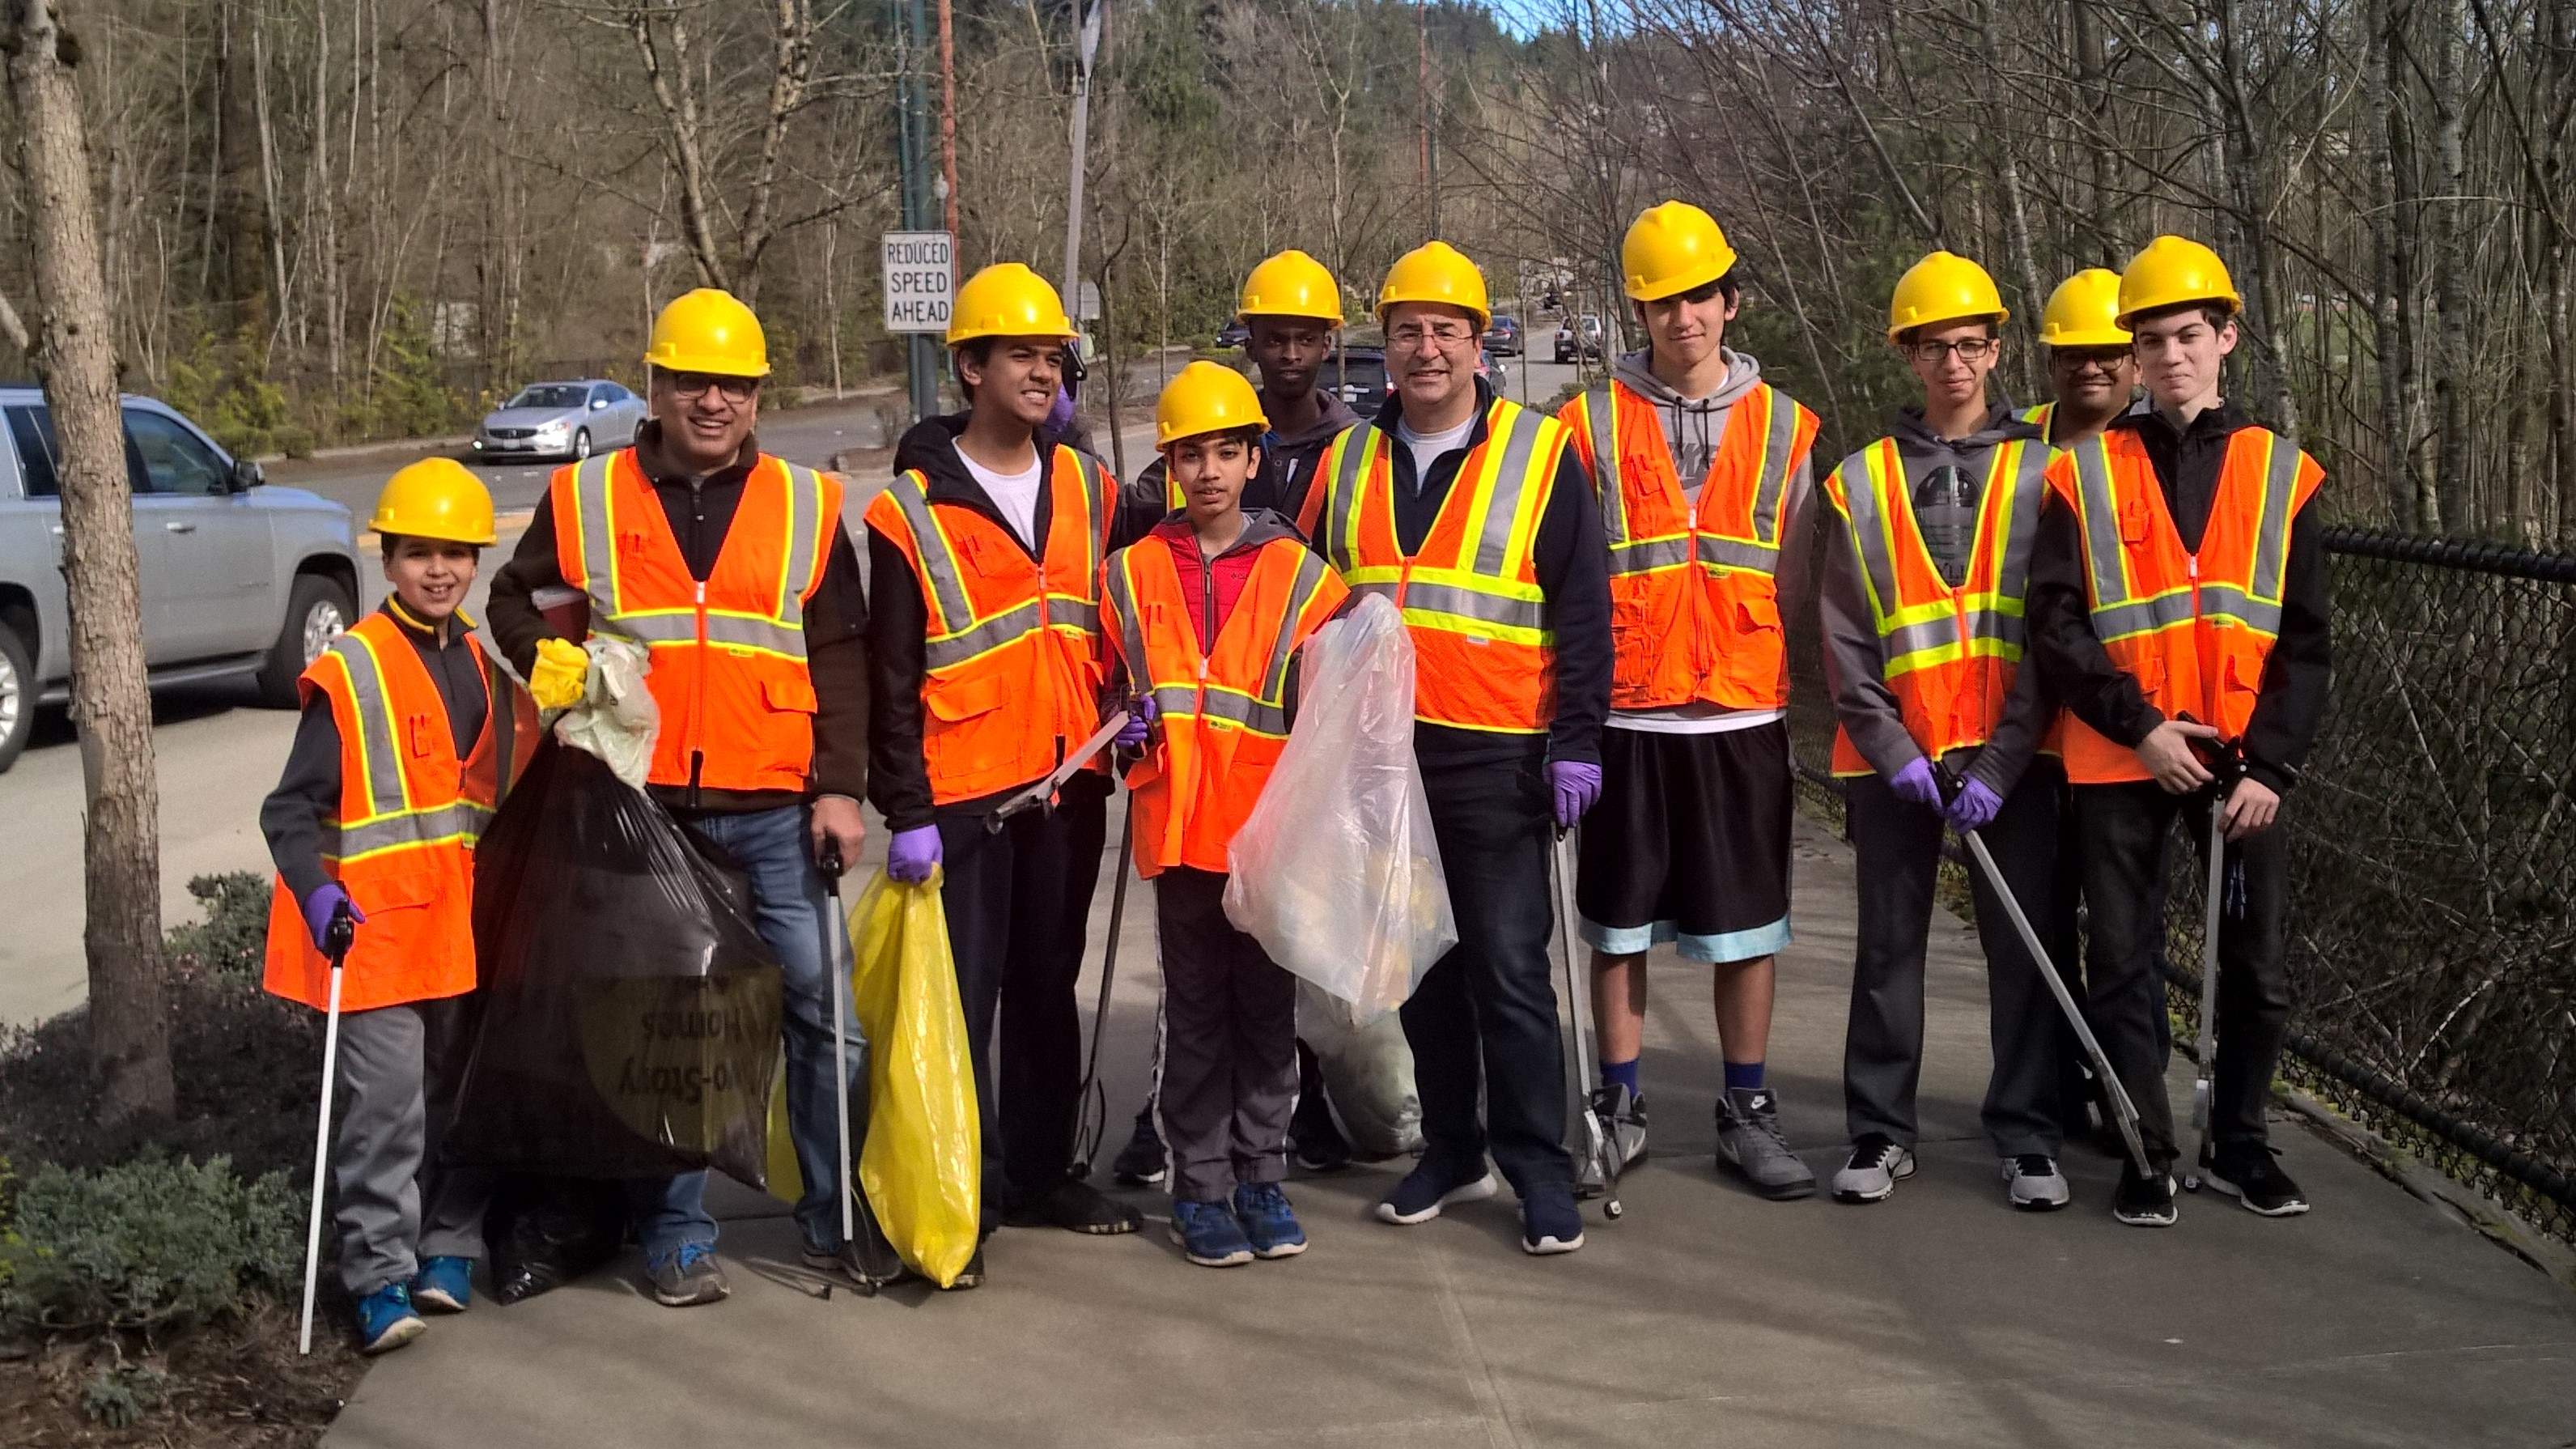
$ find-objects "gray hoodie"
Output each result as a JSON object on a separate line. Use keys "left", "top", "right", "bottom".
{"left": 1817, "top": 403, "right": 2053, "bottom": 793}
{"left": 1600, "top": 348, "right": 1815, "bottom": 729}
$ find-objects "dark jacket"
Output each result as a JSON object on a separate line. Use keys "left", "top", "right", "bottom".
{"left": 483, "top": 420, "right": 871, "bottom": 814}
{"left": 1818, "top": 404, "right": 2056, "bottom": 794}
{"left": 1317, "top": 379, "right": 1611, "bottom": 771}
{"left": 1113, "top": 391, "right": 1361, "bottom": 550}
{"left": 2026, "top": 399, "right": 2331, "bottom": 793}
{"left": 866, "top": 414, "right": 1108, "bottom": 833}
{"left": 261, "top": 599, "right": 490, "bottom": 903}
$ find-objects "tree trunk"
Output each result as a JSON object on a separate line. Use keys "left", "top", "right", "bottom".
{"left": 2365, "top": 0, "right": 2415, "bottom": 528}
{"left": 5, "top": 0, "right": 175, "bottom": 1124}
{"left": 2430, "top": 0, "right": 2474, "bottom": 533}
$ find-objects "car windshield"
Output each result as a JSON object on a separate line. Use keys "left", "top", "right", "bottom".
{"left": 506, "top": 385, "right": 589, "bottom": 410}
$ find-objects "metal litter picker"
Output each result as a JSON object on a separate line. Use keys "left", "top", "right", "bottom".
{"left": 2181, "top": 737, "right": 2243, "bottom": 1192}
{"left": 1933, "top": 768, "right": 2154, "bottom": 1182}
{"left": 298, "top": 904, "right": 357, "bottom": 1354}
{"left": 1552, "top": 830, "right": 1623, "bottom": 1219}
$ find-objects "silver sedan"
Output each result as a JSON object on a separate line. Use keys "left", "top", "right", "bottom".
{"left": 473, "top": 380, "right": 644, "bottom": 461}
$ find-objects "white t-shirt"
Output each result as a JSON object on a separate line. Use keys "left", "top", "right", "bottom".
{"left": 1395, "top": 414, "right": 1476, "bottom": 489}
{"left": 960, "top": 449, "right": 1045, "bottom": 550}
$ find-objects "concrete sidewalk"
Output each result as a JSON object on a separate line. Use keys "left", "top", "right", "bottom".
{"left": 325, "top": 816, "right": 2576, "bottom": 1448}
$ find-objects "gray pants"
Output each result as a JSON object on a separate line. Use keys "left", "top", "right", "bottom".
{"left": 1152, "top": 867, "right": 1299, "bottom": 1201}
{"left": 1842, "top": 762, "right": 2065, "bottom": 1158}
{"left": 333, "top": 996, "right": 494, "bottom": 1295}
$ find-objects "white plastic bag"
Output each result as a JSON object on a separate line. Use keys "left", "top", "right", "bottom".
{"left": 1296, "top": 979, "right": 1424, "bottom": 1158}
{"left": 553, "top": 635, "right": 660, "bottom": 790}
{"left": 1224, "top": 593, "right": 1455, "bottom": 1024}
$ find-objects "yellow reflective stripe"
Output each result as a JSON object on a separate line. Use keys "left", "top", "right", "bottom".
{"left": 1582, "top": 385, "right": 1625, "bottom": 546}
{"left": 888, "top": 474, "right": 976, "bottom": 633}
{"left": 568, "top": 453, "right": 623, "bottom": 631}
{"left": 1324, "top": 427, "right": 1384, "bottom": 572}
{"left": 1263, "top": 550, "right": 1334, "bottom": 703}
{"left": 2246, "top": 431, "right": 2300, "bottom": 607}
{"left": 2070, "top": 438, "right": 2133, "bottom": 610}
{"left": 329, "top": 631, "right": 410, "bottom": 822}
{"left": 926, "top": 598, "right": 1046, "bottom": 671}
{"left": 1470, "top": 404, "right": 1548, "bottom": 576}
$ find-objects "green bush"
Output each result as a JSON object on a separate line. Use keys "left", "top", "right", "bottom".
{"left": 164, "top": 872, "right": 272, "bottom": 980}
{"left": 83, "top": 1363, "right": 168, "bottom": 1426}
{"left": 0, "top": 1154, "right": 303, "bottom": 1333}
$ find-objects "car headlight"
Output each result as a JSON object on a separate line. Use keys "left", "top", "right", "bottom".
{"left": 535, "top": 421, "right": 567, "bottom": 436}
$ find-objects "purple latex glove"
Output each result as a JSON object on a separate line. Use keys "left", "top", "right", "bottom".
{"left": 1044, "top": 384, "right": 1076, "bottom": 436}
{"left": 1547, "top": 760, "right": 1604, "bottom": 829}
{"left": 302, "top": 883, "right": 367, "bottom": 954}
{"left": 1889, "top": 757, "right": 1942, "bottom": 811}
{"left": 1113, "top": 694, "right": 1156, "bottom": 750}
{"left": 887, "top": 825, "right": 943, "bottom": 885}
{"left": 1944, "top": 776, "right": 2004, "bottom": 835}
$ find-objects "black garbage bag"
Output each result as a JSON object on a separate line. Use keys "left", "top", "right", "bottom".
{"left": 448, "top": 741, "right": 782, "bottom": 1188}
{"left": 485, "top": 1174, "right": 629, "bottom": 1303}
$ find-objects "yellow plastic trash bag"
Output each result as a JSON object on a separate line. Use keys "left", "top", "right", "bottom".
{"left": 847, "top": 865, "right": 981, "bottom": 1287}
{"left": 764, "top": 1064, "right": 802, "bottom": 1204}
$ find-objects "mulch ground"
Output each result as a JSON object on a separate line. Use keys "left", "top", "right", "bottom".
{"left": 0, "top": 1300, "right": 367, "bottom": 1447}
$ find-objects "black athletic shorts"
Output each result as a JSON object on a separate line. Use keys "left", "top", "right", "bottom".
{"left": 1573, "top": 720, "right": 1794, "bottom": 964}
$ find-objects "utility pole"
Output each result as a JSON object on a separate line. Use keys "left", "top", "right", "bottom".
{"left": 1062, "top": 0, "right": 1104, "bottom": 308}
{"left": 1417, "top": 0, "right": 1432, "bottom": 238}
{"left": 937, "top": 0, "right": 961, "bottom": 241}
{"left": 898, "top": 0, "right": 939, "bottom": 423}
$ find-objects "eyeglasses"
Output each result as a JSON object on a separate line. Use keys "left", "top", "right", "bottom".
{"left": 2053, "top": 346, "right": 2132, "bottom": 373}
{"left": 1904, "top": 338, "right": 1997, "bottom": 364}
{"left": 666, "top": 372, "right": 760, "bottom": 403}
{"left": 1386, "top": 322, "right": 1479, "bottom": 351}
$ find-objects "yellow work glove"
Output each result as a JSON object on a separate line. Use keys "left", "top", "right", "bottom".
{"left": 529, "top": 637, "right": 591, "bottom": 711}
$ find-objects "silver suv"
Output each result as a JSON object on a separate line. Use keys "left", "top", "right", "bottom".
{"left": 0, "top": 390, "right": 361, "bottom": 772}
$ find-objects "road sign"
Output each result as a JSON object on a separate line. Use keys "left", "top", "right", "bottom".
{"left": 882, "top": 231, "right": 954, "bottom": 334}
{"left": 1076, "top": 281, "right": 1103, "bottom": 321}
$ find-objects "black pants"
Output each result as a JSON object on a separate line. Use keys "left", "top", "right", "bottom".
{"left": 1151, "top": 867, "right": 1299, "bottom": 1201}
{"left": 1403, "top": 758, "right": 1572, "bottom": 1194}
{"left": 2074, "top": 781, "right": 2291, "bottom": 1167}
{"left": 1842, "top": 762, "right": 2065, "bottom": 1158}
{"left": 935, "top": 779, "right": 1109, "bottom": 1210}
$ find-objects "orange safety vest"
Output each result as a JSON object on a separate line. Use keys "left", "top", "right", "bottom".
{"left": 262, "top": 612, "right": 540, "bottom": 1013}
{"left": 863, "top": 444, "right": 1117, "bottom": 803}
{"left": 1313, "top": 395, "right": 1572, "bottom": 733}
{"left": 2049, "top": 424, "right": 2323, "bottom": 784}
{"left": 2020, "top": 402, "right": 2056, "bottom": 436}
{"left": 1821, "top": 436, "right": 2054, "bottom": 775}
{"left": 1560, "top": 379, "right": 1820, "bottom": 711}
{"left": 1101, "top": 535, "right": 1346, "bottom": 876}
{"left": 551, "top": 449, "right": 842, "bottom": 794}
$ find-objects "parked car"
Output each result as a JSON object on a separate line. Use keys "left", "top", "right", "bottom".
{"left": 473, "top": 380, "right": 643, "bottom": 462}
{"left": 1321, "top": 346, "right": 1391, "bottom": 410}
{"left": 1483, "top": 314, "right": 1524, "bottom": 356}
{"left": 1215, "top": 321, "right": 1252, "bottom": 350}
{"left": 1479, "top": 350, "right": 1511, "bottom": 395}
{"left": 0, "top": 390, "right": 362, "bottom": 772}
{"left": 1552, "top": 314, "right": 1606, "bottom": 363}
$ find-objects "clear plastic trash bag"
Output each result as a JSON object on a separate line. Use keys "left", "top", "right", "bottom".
{"left": 1296, "top": 979, "right": 1424, "bottom": 1158}
{"left": 552, "top": 634, "right": 660, "bottom": 791}
{"left": 1224, "top": 593, "right": 1456, "bottom": 1025}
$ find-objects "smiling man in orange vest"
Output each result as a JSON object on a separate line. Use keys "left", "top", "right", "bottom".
{"left": 487, "top": 289, "right": 873, "bottom": 1307}
{"left": 1102, "top": 361, "right": 1348, "bottom": 1267}
{"left": 1556, "top": 202, "right": 1823, "bottom": 1204}
{"left": 1309, "top": 240, "right": 1612, "bottom": 1256}
{"left": 865, "top": 263, "right": 1139, "bottom": 1280}
{"left": 262, "top": 460, "right": 539, "bottom": 1353}
{"left": 2027, "top": 237, "right": 2330, "bottom": 1228}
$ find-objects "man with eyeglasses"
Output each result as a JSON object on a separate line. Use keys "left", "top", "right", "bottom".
{"left": 1816, "top": 252, "right": 2070, "bottom": 1213}
{"left": 488, "top": 287, "right": 876, "bottom": 1307}
{"left": 2026, "top": 269, "right": 2140, "bottom": 447}
{"left": 1553, "top": 202, "right": 1823, "bottom": 1205}
{"left": 1308, "top": 240, "right": 1611, "bottom": 1256}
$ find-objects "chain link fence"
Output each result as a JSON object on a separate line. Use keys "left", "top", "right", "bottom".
{"left": 1783, "top": 520, "right": 2576, "bottom": 1250}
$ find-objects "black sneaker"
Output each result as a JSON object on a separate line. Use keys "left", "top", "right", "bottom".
{"left": 1110, "top": 1106, "right": 1167, "bottom": 1187}
{"left": 2113, "top": 1159, "right": 2179, "bottom": 1227}
{"left": 1004, "top": 1176, "right": 1144, "bottom": 1234}
{"left": 2202, "top": 1143, "right": 2311, "bottom": 1217}
{"left": 1290, "top": 1091, "right": 1354, "bottom": 1172}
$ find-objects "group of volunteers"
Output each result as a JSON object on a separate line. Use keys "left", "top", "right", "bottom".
{"left": 259, "top": 191, "right": 2325, "bottom": 1355}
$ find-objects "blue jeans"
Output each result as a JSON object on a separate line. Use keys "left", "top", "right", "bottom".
{"left": 628, "top": 803, "right": 862, "bottom": 1264}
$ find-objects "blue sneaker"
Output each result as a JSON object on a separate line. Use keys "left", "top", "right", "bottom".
{"left": 1373, "top": 1159, "right": 1497, "bottom": 1226}
{"left": 354, "top": 1283, "right": 427, "bottom": 1354}
{"left": 1520, "top": 1183, "right": 1585, "bottom": 1256}
{"left": 1231, "top": 1182, "right": 1307, "bottom": 1260}
{"left": 409, "top": 1256, "right": 472, "bottom": 1313}
{"left": 1169, "top": 1199, "right": 1254, "bottom": 1268}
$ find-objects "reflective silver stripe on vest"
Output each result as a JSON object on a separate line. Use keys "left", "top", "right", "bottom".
{"left": 1993, "top": 440, "right": 2050, "bottom": 606}
{"left": 1967, "top": 610, "right": 2028, "bottom": 648}
{"left": 329, "top": 801, "right": 489, "bottom": 860}
{"left": 2091, "top": 589, "right": 2197, "bottom": 641}
{"left": 778, "top": 463, "right": 826, "bottom": 617}
{"left": 1611, "top": 534, "right": 1694, "bottom": 573}
{"left": 332, "top": 631, "right": 410, "bottom": 821}
{"left": 924, "top": 598, "right": 1046, "bottom": 671}
{"left": 1148, "top": 683, "right": 1201, "bottom": 719}
{"left": 1747, "top": 387, "right": 1798, "bottom": 548}
{"left": 2247, "top": 431, "right": 2299, "bottom": 608}
{"left": 1393, "top": 579, "right": 1548, "bottom": 631}
{"left": 1101, "top": 553, "right": 1150, "bottom": 681}
{"left": 1324, "top": 427, "right": 1376, "bottom": 570}
{"left": 1261, "top": 551, "right": 1332, "bottom": 704}
{"left": 1585, "top": 385, "right": 1625, "bottom": 547}
{"left": 887, "top": 474, "right": 978, "bottom": 635}
{"left": 1046, "top": 596, "right": 1101, "bottom": 634}
{"left": 484, "top": 650, "right": 517, "bottom": 811}
{"left": 1472, "top": 406, "right": 1547, "bottom": 576}
{"left": 1188, "top": 686, "right": 1290, "bottom": 737}
{"left": 1695, "top": 535, "right": 1779, "bottom": 572}
{"left": 1884, "top": 615, "right": 1964, "bottom": 660}
{"left": 2071, "top": 439, "right": 2131, "bottom": 612}
{"left": 568, "top": 453, "right": 622, "bottom": 630}
{"left": 1832, "top": 447, "right": 1904, "bottom": 623}
{"left": 703, "top": 614, "right": 805, "bottom": 654}
{"left": 2196, "top": 584, "right": 2282, "bottom": 634}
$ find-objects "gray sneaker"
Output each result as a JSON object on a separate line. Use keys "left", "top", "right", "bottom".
{"left": 1575, "top": 1086, "right": 1648, "bottom": 1198}
{"left": 2002, "top": 1154, "right": 2071, "bottom": 1212}
{"left": 1714, "top": 1087, "right": 1816, "bottom": 1200}
{"left": 1831, "top": 1132, "right": 1916, "bottom": 1204}
{"left": 643, "top": 1244, "right": 731, "bottom": 1307}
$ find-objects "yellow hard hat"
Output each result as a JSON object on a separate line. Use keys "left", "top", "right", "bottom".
{"left": 1155, "top": 361, "right": 1269, "bottom": 448}
{"left": 2116, "top": 236, "right": 2241, "bottom": 326}
{"left": 370, "top": 457, "right": 496, "bottom": 546}
{"left": 947, "top": 262, "right": 1080, "bottom": 346}
{"left": 1377, "top": 240, "right": 1490, "bottom": 331}
{"left": 1623, "top": 201, "right": 1739, "bottom": 301}
{"left": 1887, "top": 251, "right": 2008, "bottom": 341}
{"left": 644, "top": 288, "right": 770, "bottom": 378}
{"left": 2039, "top": 268, "right": 2133, "bottom": 348}
{"left": 1239, "top": 250, "right": 1343, "bottom": 327}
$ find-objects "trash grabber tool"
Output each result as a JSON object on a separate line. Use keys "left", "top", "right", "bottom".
{"left": 987, "top": 711, "right": 1131, "bottom": 834}
{"left": 1933, "top": 767, "right": 2154, "bottom": 1181}
{"left": 298, "top": 903, "right": 356, "bottom": 1355}
{"left": 1552, "top": 828, "right": 1622, "bottom": 1220}
{"left": 820, "top": 843, "right": 859, "bottom": 1261}
{"left": 1069, "top": 797, "right": 1136, "bottom": 1179}
{"left": 2177, "top": 729, "right": 2243, "bottom": 1192}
